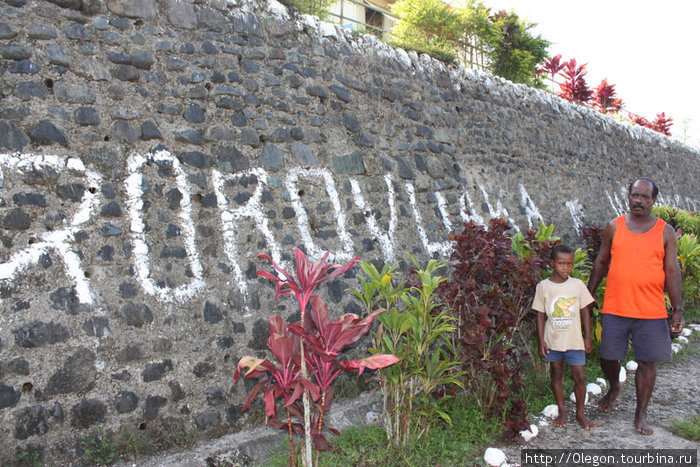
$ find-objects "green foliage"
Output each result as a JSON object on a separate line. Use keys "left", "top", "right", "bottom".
{"left": 653, "top": 205, "right": 700, "bottom": 235}
{"left": 354, "top": 256, "right": 464, "bottom": 447}
{"left": 12, "top": 447, "right": 42, "bottom": 467}
{"left": 671, "top": 414, "right": 700, "bottom": 441}
{"left": 80, "top": 428, "right": 119, "bottom": 465}
{"left": 278, "top": 0, "right": 333, "bottom": 19}
{"left": 389, "top": 0, "right": 466, "bottom": 64}
{"left": 483, "top": 10, "right": 550, "bottom": 85}
{"left": 511, "top": 222, "right": 560, "bottom": 259}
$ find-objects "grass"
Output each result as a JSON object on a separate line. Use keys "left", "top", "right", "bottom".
{"left": 264, "top": 397, "right": 502, "bottom": 467}
{"left": 671, "top": 414, "right": 700, "bottom": 442}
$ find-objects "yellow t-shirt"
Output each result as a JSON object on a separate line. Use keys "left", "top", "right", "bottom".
{"left": 532, "top": 277, "right": 595, "bottom": 351}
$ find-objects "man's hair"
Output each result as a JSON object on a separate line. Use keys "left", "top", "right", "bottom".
{"left": 551, "top": 243, "right": 574, "bottom": 260}
{"left": 628, "top": 177, "right": 659, "bottom": 199}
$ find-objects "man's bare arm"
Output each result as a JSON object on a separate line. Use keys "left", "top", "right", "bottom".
{"left": 663, "top": 224, "right": 684, "bottom": 332}
{"left": 587, "top": 219, "right": 615, "bottom": 296}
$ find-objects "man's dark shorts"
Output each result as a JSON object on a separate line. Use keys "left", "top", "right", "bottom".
{"left": 599, "top": 314, "right": 672, "bottom": 362}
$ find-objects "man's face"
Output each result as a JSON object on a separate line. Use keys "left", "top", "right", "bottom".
{"left": 628, "top": 180, "right": 655, "bottom": 217}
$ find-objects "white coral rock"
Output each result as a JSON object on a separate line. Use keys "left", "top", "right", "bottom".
{"left": 676, "top": 336, "right": 689, "bottom": 344}
{"left": 484, "top": 447, "right": 506, "bottom": 466}
{"left": 570, "top": 391, "right": 589, "bottom": 404}
{"left": 619, "top": 366, "right": 627, "bottom": 382}
{"left": 542, "top": 404, "right": 559, "bottom": 418}
{"left": 586, "top": 382, "right": 602, "bottom": 395}
{"left": 672, "top": 343, "right": 682, "bottom": 353}
{"left": 520, "top": 424, "right": 539, "bottom": 441}
{"left": 625, "top": 360, "right": 638, "bottom": 371}
{"left": 681, "top": 328, "right": 692, "bottom": 337}
{"left": 596, "top": 377, "right": 607, "bottom": 388}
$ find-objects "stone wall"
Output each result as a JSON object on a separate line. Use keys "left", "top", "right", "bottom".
{"left": 0, "top": 0, "right": 698, "bottom": 461}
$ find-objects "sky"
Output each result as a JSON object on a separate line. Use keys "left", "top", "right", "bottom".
{"left": 476, "top": 0, "right": 700, "bottom": 148}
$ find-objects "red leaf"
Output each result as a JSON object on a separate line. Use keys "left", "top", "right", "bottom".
{"left": 339, "top": 354, "right": 400, "bottom": 374}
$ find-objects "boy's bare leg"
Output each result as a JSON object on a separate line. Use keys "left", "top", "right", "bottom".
{"left": 572, "top": 365, "right": 595, "bottom": 429}
{"left": 634, "top": 361, "right": 656, "bottom": 435}
{"left": 550, "top": 361, "right": 567, "bottom": 427}
{"left": 598, "top": 358, "right": 622, "bottom": 412}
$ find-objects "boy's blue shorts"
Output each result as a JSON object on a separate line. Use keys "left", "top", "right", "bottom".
{"left": 542, "top": 349, "right": 585, "bottom": 366}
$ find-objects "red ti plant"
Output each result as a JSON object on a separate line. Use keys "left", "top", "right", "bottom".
{"left": 558, "top": 58, "right": 593, "bottom": 104}
{"left": 650, "top": 112, "right": 673, "bottom": 136}
{"left": 630, "top": 113, "right": 650, "bottom": 127}
{"left": 593, "top": 79, "right": 623, "bottom": 114}
{"left": 289, "top": 295, "right": 398, "bottom": 445}
{"left": 536, "top": 54, "right": 565, "bottom": 79}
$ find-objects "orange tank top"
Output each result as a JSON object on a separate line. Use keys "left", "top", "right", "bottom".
{"left": 602, "top": 216, "right": 667, "bottom": 319}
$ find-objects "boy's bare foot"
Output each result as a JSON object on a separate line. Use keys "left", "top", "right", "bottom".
{"left": 635, "top": 413, "right": 653, "bottom": 435}
{"left": 576, "top": 414, "right": 595, "bottom": 430}
{"left": 598, "top": 384, "right": 621, "bottom": 412}
{"left": 553, "top": 412, "right": 567, "bottom": 427}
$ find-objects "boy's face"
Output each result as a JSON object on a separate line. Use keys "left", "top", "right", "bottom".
{"left": 552, "top": 252, "right": 574, "bottom": 280}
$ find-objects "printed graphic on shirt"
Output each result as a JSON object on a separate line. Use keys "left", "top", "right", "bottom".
{"left": 551, "top": 296, "right": 576, "bottom": 328}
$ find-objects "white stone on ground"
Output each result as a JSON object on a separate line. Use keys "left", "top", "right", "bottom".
{"left": 484, "top": 447, "right": 506, "bottom": 466}
{"left": 569, "top": 391, "right": 589, "bottom": 404}
{"left": 672, "top": 343, "right": 682, "bottom": 353}
{"left": 688, "top": 324, "right": 700, "bottom": 332}
{"left": 681, "top": 327, "right": 692, "bottom": 337}
{"left": 625, "top": 360, "right": 638, "bottom": 371}
{"left": 596, "top": 377, "right": 607, "bottom": 388}
{"left": 676, "top": 336, "right": 689, "bottom": 344}
{"left": 542, "top": 404, "right": 559, "bottom": 418}
{"left": 619, "top": 366, "right": 627, "bottom": 382}
{"left": 365, "top": 411, "right": 381, "bottom": 424}
{"left": 520, "top": 424, "right": 538, "bottom": 441}
{"left": 586, "top": 382, "right": 602, "bottom": 395}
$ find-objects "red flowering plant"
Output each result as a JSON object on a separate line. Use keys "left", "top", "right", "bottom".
{"left": 536, "top": 53, "right": 565, "bottom": 79}
{"left": 558, "top": 58, "right": 593, "bottom": 104}
{"left": 593, "top": 79, "right": 623, "bottom": 114}
{"left": 650, "top": 112, "right": 673, "bottom": 136}
{"left": 235, "top": 248, "right": 398, "bottom": 466}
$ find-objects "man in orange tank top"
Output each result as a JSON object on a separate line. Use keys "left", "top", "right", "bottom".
{"left": 587, "top": 178, "right": 684, "bottom": 435}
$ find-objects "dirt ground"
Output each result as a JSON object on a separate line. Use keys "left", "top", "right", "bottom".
{"left": 499, "top": 338, "right": 700, "bottom": 465}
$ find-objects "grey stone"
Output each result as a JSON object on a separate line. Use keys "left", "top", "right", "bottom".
{"left": 329, "top": 84, "right": 351, "bottom": 102}
{"left": 0, "top": 121, "right": 29, "bottom": 150}
{"left": 203, "top": 301, "right": 224, "bottom": 323}
{"left": 13, "top": 192, "right": 46, "bottom": 206}
{"left": 240, "top": 128, "right": 261, "bottom": 148}
{"left": 0, "top": 385, "right": 21, "bottom": 409}
{"left": 115, "top": 391, "right": 138, "bottom": 413}
{"left": 107, "top": 0, "right": 157, "bottom": 19}
{"left": 98, "top": 245, "right": 114, "bottom": 260}
{"left": 197, "top": 6, "right": 227, "bottom": 32}
{"left": 116, "top": 343, "right": 142, "bottom": 361}
{"left": 0, "top": 23, "right": 17, "bottom": 39}
{"left": 193, "top": 361, "right": 215, "bottom": 378}
{"left": 353, "top": 131, "right": 374, "bottom": 147}
{"left": 160, "top": 246, "right": 187, "bottom": 258}
{"left": 10, "top": 60, "right": 40, "bottom": 74}
{"left": 230, "top": 112, "right": 247, "bottom": 127}
{"left": 131, "top": 48, "right": 154, "bottom": 69}
{"left": 183, "top": 103, "right": 205, "bottom": 123}
{"left": 173, "top": 128, "right": 204, "bottom": 145}
{"left": 74, "top": 107, "right": 100, "bottom": 125}
{"left": 13, "top": 405, "right": 49, "bottom": 440}
{"left": 29, "top": 120, "right": 68, "bottom": 146}
{"left": 45, "top": 348, "right": 97, "bottom": 396}
{"left": 54, "top": 81, "right": 96, "bottom": 104}
{"left": 163, "top": 0, "right": 196, "bottom": 29}
{"left": 249, "top": 318, "right": 268, "bottom": 350}
{"left": 178, "top": 151, "right": 214, "bottom": 168}
{"left": 112, "top": 64, "right": 139, "bottom": 81}
{"left": 194, "top": 409, "right": 221, "bottom": 430}
{"left": 166, "top": 188, "right": 182, "bottom": 208}
{"left": 396, "top": 157, "right": 415, "bottom": 180}
{"left": 144, "top": 395, "right": 167, "bottom": 420}
{"left": 107, "top": 83, "right": 124, "bottom": 100}
{"left": 204, "top": 387, "right": 226, "bottom": 406}
{"left": 105, "top": 51, "right": 131, "bottom": 64}
{"left": 118, "top": 281, "right": 138, "bottom": 298}
{"left": 12, "top": 320, "right": 71, "bottom": 348}
{"left": 49, "top": 286, "right": 85, "bottom": 314}
{"left": 169, "top": 381, "right": 185, "bottom": 402}
{"left": 142, "top": 360, "right": 173, "bottom": 382}
{"left": 49, "top": 401, "right": 64, "bottom": 420}
{"left": 269, "top": 127, "right": 290, "bottom": 143}
{"left": 2, "top": 207, "right": 31, "bottom": 230}
{"left": 231, "top": 10, "right": 263, "bottom": 37}
{"left": 122, "top": 302, "right": 153, "bottom": 327}
{"left": 216, "top": 145, "right": 250, "bottom": 173}
{"left": 110, "top": 106, "right": 139, "bottom": 120}
{"left": 112, "top": 121, "right": 139, "bottom": 142}
{"left": 70, "top": 399, "right": 106, "bottom": 428}
{"left": 6, "top": 357, "right": 30, "bottom": 375}
{"left": 101, "top": 222, "right": 123, "bottom": 236}
{"left": 109, "top": 16, "right": 132, "bottom": 30}
{"left": 1, "top": 43, "right": 32, "bottom": 60}
{"left": 306, "top": 85, "right": 327, "bottom": 98}
{"left": 259, "top": 144, "right": 284, "bottom": 171}
{"left": 332, "top": 151, "right": 365, "bottom": 175}
{"left": 141, "top": 120, "right": 162, "bottom": 140}
{"left": 44, "top": 44, "right": 70, "bottom": 66}
{"left": 63, "top": 23, "right": 92, "bottom": 41}
{"left": 165, "top": 224, "right": 181, "bottom": 238}
{"left": 56, "top": 183, "right": 85, "bottom": 202}
{"left": 166, "top": 57, "right": 187, "bottom": 71}
{"left": 343, "top": 113, "right": 360, "bottom": 132}
{"left": 82, "top": 316, "right": 109, "bottom": 338}
{"left": 290, "top": 142, "right": 318, "bottom": 166}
